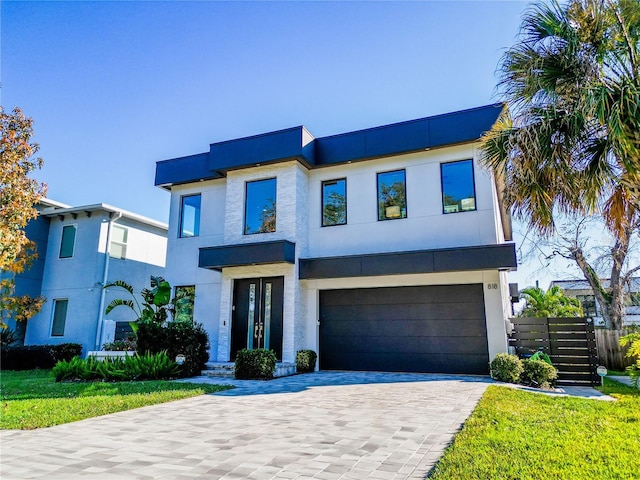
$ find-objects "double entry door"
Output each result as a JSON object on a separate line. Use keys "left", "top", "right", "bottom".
{"left": 231, "top": 276, "right": 284, "bottom": 361}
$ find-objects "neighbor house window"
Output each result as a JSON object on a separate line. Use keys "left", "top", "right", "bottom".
{"left": 441, "top": 159, "right": 476, "bottom": 214}
{"left": 174, "top": 286, "right": 195, "bottom": 322}
{"left": 110, "top": 225, "right": 128, "bottom": 259}
{"left": 244, "top": 178, "right": 277, "bottom": 234}
{"left": 322, "top": 178, "right": 347, "bottom": 226}
{"left": 51, "top": 299, "right": 68, "bottom": 336}
{"left": 179, "top": 194, "right": 201, "bottom": 238}
{"left": 59, "top": 225, "right": 77, "bottom": 258}
{"left": 377, "top": 170, "right": 407, "bottom": 221}
{"left": 577, "top": 294, "right": 597, "bottom": 317}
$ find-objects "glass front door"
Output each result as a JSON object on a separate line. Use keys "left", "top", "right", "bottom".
{"left": 231, "top": 276, "right": 284, "bottom": 360}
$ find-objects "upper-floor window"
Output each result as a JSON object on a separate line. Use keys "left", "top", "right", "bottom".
{"left": 179, "top": 194, "right": 201, "bottom": 238}
{"left": 322, "top": 178, "right": 347, "bottom": 227}
{"left": 51, "top": 299, "right": 68, "bottom": 336}
{"left": 59, "top": 225, "right": 77, "bottom": 258}
{"left": 174, "top": 285, "right": 195, "bottom": 322}
{"left": 577, "top": 294, "right": 597, "bottom": 317}
{"left": 244, "top": 178, "right": 276, "bottom": 235}
{"left": 441, "top": 159, "right": 476, "bottom": 214}
{"left": 377, "top": 170, "right": 407, "bottom": 221}
{"left": 110, "top": 225, "right": 128, "bottom": 259}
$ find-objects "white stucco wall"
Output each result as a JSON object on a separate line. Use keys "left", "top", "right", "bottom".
{"left": 25, "top": 211, "right": 167, "bottom": 355}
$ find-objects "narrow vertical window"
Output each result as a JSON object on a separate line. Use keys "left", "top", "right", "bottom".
{"left": 174, "top": 286, "right": 195, "bottom": 322}
{"left": 322, "top": 178, "right": 347, "bottom": 226}
{"left": 377, "top": 170, "right": 407, "bottom": 221}
{"left": 179, "top": 194, "right": 201, "bottom": 237}
{"left": 59, "top": 225, "right": 76, "bottom": 258}
{"left": 51, "top": 299, "right": 68, "bottom": 336}
{"left": 441, "top": 159, "right": 476, "bottom": 213}
{"left": 110, "top": 225, "right": 128, "bottom": 259}
{"left": 244, "top": 178, "right": 277, "bottom": 235}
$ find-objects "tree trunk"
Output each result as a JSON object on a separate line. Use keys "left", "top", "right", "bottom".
{"left": 572, "top": 247, "right": 614, "bottom": 328}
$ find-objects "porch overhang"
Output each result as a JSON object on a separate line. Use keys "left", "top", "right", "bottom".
{"left": 199, "top": 240, "right": 296, "bottom": 271}
{"left": 299, "top": 243, "right": 517, "bottom": 280}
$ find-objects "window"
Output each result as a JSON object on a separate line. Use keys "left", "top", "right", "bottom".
{"left": 377, "top": 170, "right": 407, "bottom": 221}
{"left": 174, "top": 286, "right": 195, "bottom": 322}
{"left": 244, "top": 178, "right": 277, "bottom": 234}
{"left": 577, "top": 294, "right": 597, "bottom": 317}
{"left": 441, "top": 159, "right": 476, "bottom": 214}
{"left": 51, "top": 299, "right": 68, "bottom": 336}
{"left": 59, "top": 225, "right": 76, "bottom": 258}
{"left": 179, "top": 194, "right": 201, "bottom": 238}
{"left": 110, "top": 225, "right": 128, "bottom": 259}
{"left": 322, "top": 178, "right": 347, "bottom": 226}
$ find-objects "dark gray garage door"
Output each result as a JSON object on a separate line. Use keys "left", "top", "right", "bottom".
{"left": 319, "top": 284, "right": 489, "bottom": 374}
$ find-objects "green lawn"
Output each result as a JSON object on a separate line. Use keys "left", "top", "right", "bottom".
{"left": 430, "top": 379, "right": 640, "bottom": 480}
{"left": 0, "top": 369, "right": 231, "bottom": 430}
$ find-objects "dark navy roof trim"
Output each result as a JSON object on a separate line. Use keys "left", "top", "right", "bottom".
{"left": 156, "top": 104, "right": 503, "bottom": 189}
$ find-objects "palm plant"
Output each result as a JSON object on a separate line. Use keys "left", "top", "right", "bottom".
{"left": 104, "top": 276, "right": 172, "bottom": 331}
{"left": 519, "top": 285, "right": 584, "bottom": 318}
{"left": 482, "top": 0, "right": 640, "bottom": 329}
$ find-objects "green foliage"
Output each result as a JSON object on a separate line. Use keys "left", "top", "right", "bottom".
{"left": 105, "top": 275, "right": 173, "bottom": 326}
{"left": 519, "top": 286, "right": 583, "bottom": 318}
{"left": 430, "top": 383, "right": 640, "bottom": 480}
{"left": 0, "top": 328, "right": 18, "bottom": 347}
{"left": 620, "top": 328, "right": 640, "bottom": 388}
{"left": 296, "top": 350, "right": 317, "bottom": 374}
{"left": 529, "top": 351, "right": 553, "bottom": 366}
{"left": 234, "top": 349, "right": 277, "bottom": 380}
{"left": 1, "top": 369, "right": 231, "bottom": 429}
{"left": 521, "top": 359, "right": 558, "bottom": 389}
{"left": 0, "top": 343, "right": 82, "bottom": 370}
{"left": 52, "top": 352, "right": 180, "bottom": 382}
{"left": 489, "top": 353, "right": 523, "bottom": 383}
{"left": 102, "top": 339, "right": 137, "bottom": 351}
{"left": 136, "top": 321, "right": 209, "bottom": 377}
{"left": 51, "top": 343, "right": 82, "bottom": 362}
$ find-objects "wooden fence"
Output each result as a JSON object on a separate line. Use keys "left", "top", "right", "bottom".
{"left": 595, "top": 328, "right": 634, "bottom": 371}
{"left": 509, "top": 317, "right": 599, "bottom": 386}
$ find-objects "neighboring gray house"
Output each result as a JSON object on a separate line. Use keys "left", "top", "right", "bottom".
{"left": 10, "top": 201, "right": 168, "bottom": 355}
{"left": 155, "top": 104, "right": 517, "bottom": 374}
{"left": 550, "top": 278, "right": 640, "bottom": 326}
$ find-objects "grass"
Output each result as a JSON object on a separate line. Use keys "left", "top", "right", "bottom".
{"left": 429, "top": 379, "right": 640, "bottom": 480}
{"left": 1, "top": 369, "right": 232, "bottom": 430}
{"left": 607, "top": 369, "right": 630, "bottom": 376}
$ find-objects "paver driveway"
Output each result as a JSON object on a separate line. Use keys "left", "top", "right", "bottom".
{"left": 0, "top": 372, "right": 491, "bottom": 479}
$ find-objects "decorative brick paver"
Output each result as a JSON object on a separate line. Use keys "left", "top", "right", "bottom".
{"left": 0, "top": 372, "right": 492, "bottom": 479}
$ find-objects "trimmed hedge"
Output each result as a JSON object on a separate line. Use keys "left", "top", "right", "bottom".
{"left": 136, "top": 321, "right": 210, "bottom": 378}
{"left": 1, "top": 343, "right": 82, "bottom": 370}
{"left": 234, "top": 349, "right": 277, "bottom": 380}
{"left": 489, "top": 353, "right": 523, "bottom": 383}
{"left": 296, "top": 350, "right": 317, "bottom": 373}
{"left": 521, "top": 358, "right": 558, "bottom": 388}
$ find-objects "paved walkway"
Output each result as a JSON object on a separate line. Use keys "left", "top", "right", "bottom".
{"left": 1, "top": 372, "right": 491, "bottom": 480}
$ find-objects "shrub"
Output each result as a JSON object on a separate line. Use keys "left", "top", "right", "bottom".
{"left": 1, "top": 345, "right": 55, "bottom": 370}
{"left": 235, "top": 349, "right": 277, "bottom": 380}
{"left": 102, "top": 339, "right": 137, "bottom": 351}
{"left": 521, "top": 359, "right": 558, "bottom": 389}
{"left": 296, "top": 350, "right": 317, "bottom": 373}
{"left": 53, "top": 352, "right": 179, "bottom": 382}
{"left": 489, "top": 353, "right": 523, "bottom": 383}
{"left": 136, "top": 321, "right": 209, "bottom": 378}
{"left": 51, "top": 343, "right": 82, "bottom": 362}
{"left": 1, "top": 328, "right": 18, "bottom": 348}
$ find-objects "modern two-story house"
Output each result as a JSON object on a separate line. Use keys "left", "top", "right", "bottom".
{"left": 16, "top": 202, "right": 168, "bottom": 355}
{"left": 155, "top": 104, "right": 517, "bottom": 374}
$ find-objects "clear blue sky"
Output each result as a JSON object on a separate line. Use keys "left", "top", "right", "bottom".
{"left": 4, "top": 0, "right": 562, "bottom": 287}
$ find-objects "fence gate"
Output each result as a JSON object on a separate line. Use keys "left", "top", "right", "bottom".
{"left": 508, "top": 317, "right": 600, "bottom": 386}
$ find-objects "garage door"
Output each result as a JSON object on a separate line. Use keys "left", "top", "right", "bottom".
{"left": 319, "top": 284, "right": 489, "bottom": 374}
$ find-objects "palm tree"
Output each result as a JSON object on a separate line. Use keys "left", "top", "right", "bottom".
{"left": 519, "top": 286, "right": 584, "bottom": 318}
{"left": 482, "top": 0, "right": 640, "bottom": 329}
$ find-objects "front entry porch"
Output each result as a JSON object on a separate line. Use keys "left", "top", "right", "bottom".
{"left": 201, "top": 361, "right": 297, "bottom": 378}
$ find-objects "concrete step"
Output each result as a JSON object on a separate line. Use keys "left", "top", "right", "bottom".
{"left": 201, "top": 362, "right": 297, "bottom": 378}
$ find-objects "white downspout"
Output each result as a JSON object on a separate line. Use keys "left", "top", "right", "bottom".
{"left": 94, "top": 211, "right": 122, "bottom": 349}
